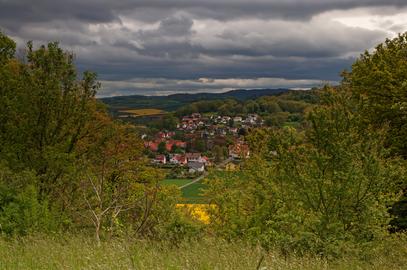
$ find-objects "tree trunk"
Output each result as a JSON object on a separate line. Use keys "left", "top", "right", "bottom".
{"left": 95, "top": 220, "right": 101, "bottom": 246}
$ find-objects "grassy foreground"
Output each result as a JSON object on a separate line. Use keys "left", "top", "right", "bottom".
{"left": 0, "top": 235, "right": 406, "bottom": 270}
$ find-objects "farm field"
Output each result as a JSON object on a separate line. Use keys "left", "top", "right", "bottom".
{"left": 181, "top": 181, "right": 208, "bottom": 204}
{"left": 161, "top": 178, "right": 209, "bottom": 204}
{"left": 161, "top": 178, "right": 192, "bottom": 187}
{"left": 118, "top": 108, "right": 165, "bottom": 117}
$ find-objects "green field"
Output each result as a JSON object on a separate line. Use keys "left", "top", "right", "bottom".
{"left": 161, "top": 179, "right": 209, "bottom": 204}
{"left": 161, "top": 178, "right": 192, "bottom": 187}
{"left": 181, "top": 182, "right": 208, "bottom": 204}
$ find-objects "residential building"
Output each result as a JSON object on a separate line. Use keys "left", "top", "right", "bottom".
{"left": 185, "top": 152, "right": 201, "bottom": 162}
{"left": 169, "top": 154, "right": 187, "bottom": 165}
{"left": 153, "top": 154, "right": 166, "bottom": 164}
{"left": 188, "top": 161, "right": 205, "bottom": 173}
{"left": 233, "top": 116, "right": 243, "bottom": 123}
{"left": 229, "top": 142, "right": 250, "bottom": 159}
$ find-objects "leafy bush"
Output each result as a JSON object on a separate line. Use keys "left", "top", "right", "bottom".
{"left": 207, "top": 89, "right": 405, "bottom": 257}
{"left": 0, "top": 164, "right": 61, "bottom": 235}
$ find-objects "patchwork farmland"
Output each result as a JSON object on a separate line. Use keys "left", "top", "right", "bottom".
{"left": 118, "top": 108, "right": 166, "bottom": 117}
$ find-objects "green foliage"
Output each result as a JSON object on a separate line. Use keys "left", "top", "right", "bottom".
{"left": 342, "top": 32, "right": 407, "bottom": 231}
{"left": 244, "top": 100, "right": 260, "bottom": 113}
{"left": 147, "top": 114, "right": 178, "bottom": 130}
{"left": 75, "top": 122, "right": 185, "bottom": 241}
{"left": 264, "top": 112, "right": 290, "bottom": 127}
{"left": 277, "top": 99, "right": 308, "bottom": 113}
{"left": 207, "top": 89, "right": 405, "bottom": 257}
{"left": 194, "top": 138, "right": 206, "bottom": 152}
{"left": 171, "top": 144, "right": 183, "bottom": 153}
{"left": 0, "top": 164, "right": 60, "bottom": 235}
{"left": 213, "top": 145, "right": 226, "bottom": 163}
{"left": 0, "top": 34, "right": 184, "bottom": 240}
{"left": 159, "top": 214, "right": 203, "bottom": 245}
{"left": 157, "top": 141, "right": 167, "bottom": 154}
{"left": 0, "top": 31, "right": 16, "bottom": 64}
{"left": 174, "top": 91, "right": 315, "bottom": 120}
{"left": 175, "top": 100, "right": 224, "bottom": 116}
{"left": 343, "top": 32, "right": 407, "bottom": 157}
{"left": 257, "top": 96, "right": 282, "bottom": 113}
{"left": 390, "top": 197, "right": 407, "bottom": 230}
{"left": 0, "top": 39, "right": 100, "bottom": 195}
{"left": 0, "top": 36, "right": 109, "bottom": 236}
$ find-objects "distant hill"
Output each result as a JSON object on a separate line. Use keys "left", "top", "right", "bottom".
{"left": 100, "top": 88, "right": 290, "bottom": 112}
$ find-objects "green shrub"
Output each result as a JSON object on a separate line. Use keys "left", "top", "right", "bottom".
{"left": 0, "top": 165, "right": 60, "bottom": 235}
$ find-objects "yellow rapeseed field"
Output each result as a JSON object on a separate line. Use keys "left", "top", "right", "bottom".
{"left": 176, "top": 204, "right": 215, "bottom": 224}
{"left": 118, "top": 108, "right": 165, "bottom": 117}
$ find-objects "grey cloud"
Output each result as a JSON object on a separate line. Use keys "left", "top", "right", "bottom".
{"left": 158, "top": 16, "right": 194, "bottom": 36}
{"left": 133, "top": 15, "right": 199, "bottom": 58}
{"left": 97, "top": 77, "right": 331, "bottom": 97}
{"left": 389, "top": 24, "right": 407, "bottom": 33}
{"left": 107, "top": 15, "right": 199, "bottom": 59}
{"left": 75, "top": 50, "right": 354, "bottom": 82}
{"left": 0, "top": 1, "right": 121, "bottom": 31}
{"left": 264, "top": 29, "right": 386, "bottom": 58}
{"left": 2, "top": 1, "right": 407, "bottom": 30}
{"left": 1, "top": 0, "right": 406, "bottom": 96}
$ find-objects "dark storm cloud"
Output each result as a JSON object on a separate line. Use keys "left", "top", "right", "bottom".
{"left": 1, "top": 0, "right": 406, "bottom": 95}
{"left": 2, "top": 0, "right": 407, "bottom": 25}
{"left": 77, "top": 50, "right": 354, "bottom": 82}
{"left": 121, "top": 15, "right": 201, "bottom": 58}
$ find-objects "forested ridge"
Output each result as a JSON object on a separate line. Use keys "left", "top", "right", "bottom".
{"left": 1, "top": 32, "right": 407, "bottom": 269}
{"left": 100, "top": 88, "right": 290, "bottom": 112}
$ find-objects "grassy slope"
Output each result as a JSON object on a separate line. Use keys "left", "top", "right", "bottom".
{"left": 161, "top": 178, "right": 209, "bottom": 203}
{"left": 1, "top": 235, "right": 406, "bottom": 270}
{"left": 181, "top": 182, "right": 208, "bottom": 204}
{"left": 161, "top": 178, "right": 192, "bottom": 187}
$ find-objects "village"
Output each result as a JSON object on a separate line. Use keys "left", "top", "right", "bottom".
{"left": 143, "top": 112, "right": 258, "bottom": 177}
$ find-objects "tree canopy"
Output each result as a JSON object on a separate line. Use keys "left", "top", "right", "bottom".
{"left": 343, "top": 33, "right": 407, "bottom": 157}
{"left": 0, "top": 33, "right": 184, "bottom": 240}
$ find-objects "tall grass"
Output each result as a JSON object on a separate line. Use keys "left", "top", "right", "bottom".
{"left": 0, "top": 235, "right": 406, "bottom": 270}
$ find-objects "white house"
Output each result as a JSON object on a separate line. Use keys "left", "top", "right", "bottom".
{"left": 188, "top": 161, "right": 205, "bottom": 173}
{"left": 233, "top": 116, "right": 243, "bottom": 123}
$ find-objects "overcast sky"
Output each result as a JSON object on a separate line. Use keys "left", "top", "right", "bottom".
{"left": 1, "top": 0, "right": 407, "bottom": 96}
